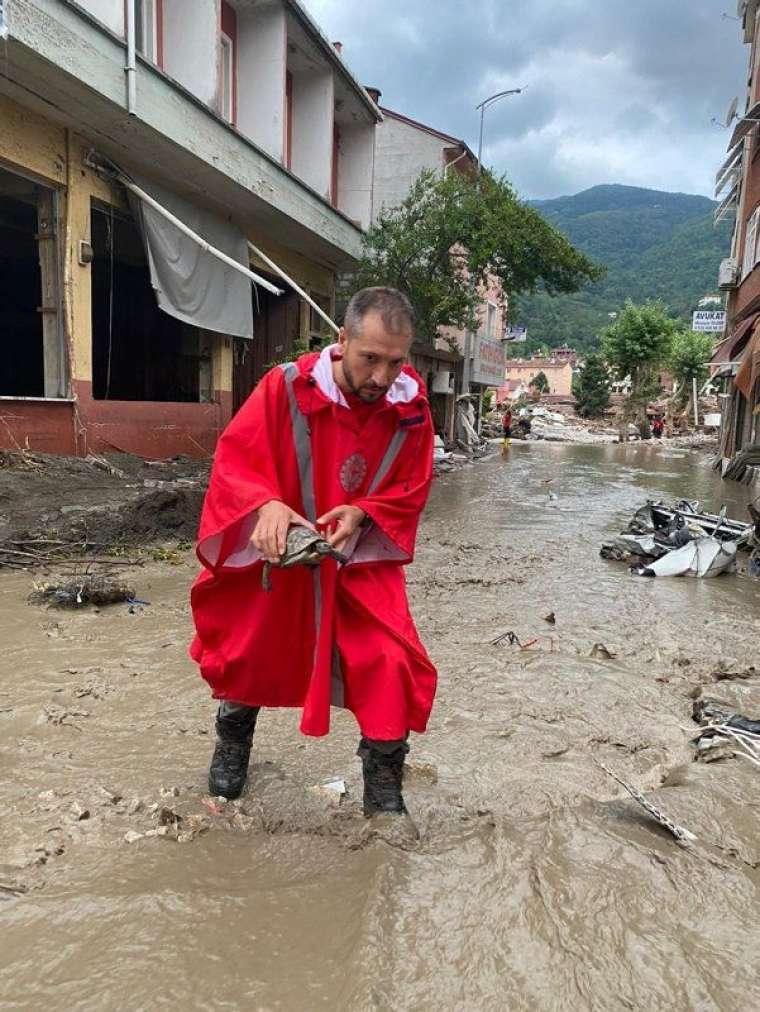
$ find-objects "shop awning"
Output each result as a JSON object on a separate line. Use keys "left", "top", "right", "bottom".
{"left": 729, "top": 99, "right": 760, "bottom": 148}
{"left": 127, "top": 173, "right": 255, "bottom": 339}
{"left": 714, "top": 181, "right": 739, "bottom": 224}
{"left": 735, "top": 319, "right": 760, "bottom": 398}
{"left": 712, "top": 313, "right": 759, "bottom": 364}
{"left": 715, "top": 141, "right": 743, "bottom": 197}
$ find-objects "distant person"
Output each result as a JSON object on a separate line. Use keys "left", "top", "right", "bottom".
{"left": 652, "top": 415, "right": 665, "bottom": 439}
{"left": 502, "top": 409, "right": 513, "bottom": 440}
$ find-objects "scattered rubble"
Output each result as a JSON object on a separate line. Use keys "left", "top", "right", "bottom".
{"left": 28, "top": 575, "right": 136, "bottom": 609}
{"left": 433, "top": 435, "right": 494, "bottom": 476}
{"left": 590, "top": 643, "right": 617, "bottom": 660}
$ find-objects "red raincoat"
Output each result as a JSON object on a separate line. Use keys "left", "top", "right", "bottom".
{"left": 189, "top": 346, "right": 437, "bottom": 739}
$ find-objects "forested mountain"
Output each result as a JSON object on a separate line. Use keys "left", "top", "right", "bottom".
{"left": 516, "top": 184, "right": 732, "bottom": 353}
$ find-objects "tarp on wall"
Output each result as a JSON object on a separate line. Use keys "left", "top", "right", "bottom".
{"left": 128, "top": 173, "right": 254, "bottom": 339}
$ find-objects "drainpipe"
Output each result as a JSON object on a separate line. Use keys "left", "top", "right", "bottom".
{"left": 125, "top": 0, "right": 137, "bottom": 115}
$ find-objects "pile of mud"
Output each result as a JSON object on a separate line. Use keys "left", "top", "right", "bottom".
{"left": 0, "top": 451, "right": 209, "bottom": 562}
{"left": 64, "top": 487, "right": 207, "bottom": 547}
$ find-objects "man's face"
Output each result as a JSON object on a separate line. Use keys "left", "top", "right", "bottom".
{"left": 339, "top": 310, "right": 412, "bottom": 403}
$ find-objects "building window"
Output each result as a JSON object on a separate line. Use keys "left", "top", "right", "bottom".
{"left": 285, "top": 72, "right": 293, "bottom": 169}
{"left": 220, "top": 35, "right": 233, "bottom": 122}
{"left": 0, "top": 166, "right": 64, "bottom": 398}
{"left": 135, "top": 0, "right": 161, "bottom": 65}
{"left": 308, "top": 293, "right": 333, "bottom": 349}
{"left": 486, "top": 301, "right": 497, "bottom": 338}
{"left": 220, "top": 1, "right": 237, "bottom": 125}
{"left": 743, "top": 205, "right": 760, "bottom": 279}
{"left": 331, "top": 124, "right": 340, "bottom": 208}
{"left": 90, "top": 201, "right": 210, "bottom": 402}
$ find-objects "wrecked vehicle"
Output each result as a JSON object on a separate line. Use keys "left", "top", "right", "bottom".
{"left": 601, "top": 500, "right": 757, "bottom": 579}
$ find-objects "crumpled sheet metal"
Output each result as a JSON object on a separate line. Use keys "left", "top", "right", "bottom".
{"left": 633, "top": 537, "right": 737, "bottom": 579}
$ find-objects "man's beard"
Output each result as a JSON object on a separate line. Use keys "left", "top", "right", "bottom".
{"left": 341, "top": 359, "right": 388, "bottom": 403}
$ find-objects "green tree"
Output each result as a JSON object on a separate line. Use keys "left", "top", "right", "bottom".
{"left": 601, "top": 300, "right": 678, "bottom": 426}
{"left": 357, "top": 170, "right": 604, "bottom": 339}
{"left": 669, "top": 329, "right": 714, "bottom": 410}
{"left": 574, "top": 353, "right": 611, "bottom": 418}
{"left": 531, "top": 371, "right": 550, "bottom": 394}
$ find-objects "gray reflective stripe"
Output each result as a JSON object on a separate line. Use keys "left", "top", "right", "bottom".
{"left": 367, "top": 429, "right": 408, "bottom": 494}
{"left": 331, "top": 646, "right": 345, "bottom": 708}
{"left": 278, "top": 362, "right": 409, "bottom": 710}
{"left": 280, "top": 364, "right": 334, "bottom": 701}
{"left": 280, "top": 363, "right": 316, "bottom": 523}
{"left": 311, "top": 565, "right": 324, "bottom": 677}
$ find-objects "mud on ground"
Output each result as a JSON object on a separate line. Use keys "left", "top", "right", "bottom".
{"left": 2, "top": 441, "right": 760, "bottom": 1010}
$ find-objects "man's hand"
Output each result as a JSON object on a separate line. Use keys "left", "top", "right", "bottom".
{"left": 252, "top": 500, "right": 316, "bottom": 563}
{"left": 317, "top": 504, "right": 366, "bottom": 554}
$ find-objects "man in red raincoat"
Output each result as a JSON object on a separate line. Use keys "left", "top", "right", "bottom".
{"left": 190, "top": 287, "right": 437, "bottom": 817}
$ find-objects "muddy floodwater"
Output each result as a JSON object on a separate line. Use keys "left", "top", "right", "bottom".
{"left": 3, "top": 441, "right": 760, "bottom": 1011}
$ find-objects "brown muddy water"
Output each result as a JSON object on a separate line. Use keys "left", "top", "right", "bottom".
{"left": 2, "top": 441, "right": 760, "bottom": 1011}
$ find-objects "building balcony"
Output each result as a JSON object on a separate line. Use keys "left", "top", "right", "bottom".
{"left": 1, "top": 0, "right": 371, "bottom": 267}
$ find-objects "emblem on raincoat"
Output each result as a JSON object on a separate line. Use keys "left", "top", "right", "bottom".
{"left": 339, "top": 452, "right": 368, "bottom": 493}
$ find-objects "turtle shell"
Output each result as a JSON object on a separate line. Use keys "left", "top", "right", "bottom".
{"left": 279, "top": 525, "right": 332, "bottom": 568}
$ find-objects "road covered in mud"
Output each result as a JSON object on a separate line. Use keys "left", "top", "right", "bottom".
{"left": 2, "top": 440, "right": 760, "bottom": 1011}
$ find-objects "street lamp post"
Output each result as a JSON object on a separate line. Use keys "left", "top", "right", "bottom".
{"left": 461, "top": 87, "right": 524, "bottom": 399}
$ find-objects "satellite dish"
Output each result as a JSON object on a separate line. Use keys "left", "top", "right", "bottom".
{"left": 725, "top": 96, "right": 739, "bottom": 127}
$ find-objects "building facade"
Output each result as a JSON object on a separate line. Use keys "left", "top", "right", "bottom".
{"left": 713, "top": 0, "right": 760, "bottom": 473}
{"left": 0, "top": 0, "right": 379, "bottom": 457}
{"left": 503, "top": 358, "right": 574, "bottom": 398}
{"left": 370, "top": 98, "right": 509, "bottom": 440}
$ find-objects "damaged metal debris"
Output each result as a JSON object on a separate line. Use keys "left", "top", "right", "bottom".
{"left": 692, "top": 699, "right": 760, "bottom": 770}
{"left": 692, "top": 700, "right": 760, "bottom": 769}
{"left": 600, "top": 499, "right": 760, "bottom": 579}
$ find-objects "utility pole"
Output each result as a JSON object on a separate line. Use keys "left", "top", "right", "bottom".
{"left": 461, "top": 87, "right": 524, "bottom": 398}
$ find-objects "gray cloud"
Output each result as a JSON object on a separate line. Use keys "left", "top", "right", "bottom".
{"left": 304, "top": 0, "right": 747, "bottom": 199}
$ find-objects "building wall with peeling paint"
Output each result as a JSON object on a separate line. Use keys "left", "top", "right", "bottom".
{"left": 0, "top": 0, "right": 376, "bottom": 458}
{"left": 0, "top": 94, "right": 339, "bottom": 457}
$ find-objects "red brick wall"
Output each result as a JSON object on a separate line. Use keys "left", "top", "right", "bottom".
{"left": 0, "top": 400, "right": 77, "bottom": 455}
{"left": 0, "top": 389, "right": 232, "bottom": 459}
{"left": 731, "top": 133, "right": 760, "bottom": 320}
{"left": 73, "top": 382, "right": 232, "bottom": 458}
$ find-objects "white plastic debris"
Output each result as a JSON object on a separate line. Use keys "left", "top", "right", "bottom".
{"left": 309, "top": 777, "right": 346, "bottom": 804}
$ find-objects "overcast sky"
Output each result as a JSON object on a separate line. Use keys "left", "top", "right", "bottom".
{"left": 303, "top": 0, "right": 748, "bottom": 201}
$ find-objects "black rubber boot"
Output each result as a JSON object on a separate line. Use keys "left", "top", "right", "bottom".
{"left": 357, "top": 737, "right": 409, "bottom": 817}
{"left": 208, "top": 703, "right": 260, "bottom": 799}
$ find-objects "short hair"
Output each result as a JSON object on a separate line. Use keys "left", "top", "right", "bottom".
{"left": 344, "top": 286, "right": 415, "bottom": 338}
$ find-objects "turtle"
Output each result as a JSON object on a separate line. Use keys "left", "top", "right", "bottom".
{"left": 262, "top": 524, "right": 348, "bottom": 591}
